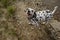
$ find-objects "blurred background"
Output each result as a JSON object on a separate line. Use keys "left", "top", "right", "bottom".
{"left": 0, "top": 0, "right": 60, "bottom": 40}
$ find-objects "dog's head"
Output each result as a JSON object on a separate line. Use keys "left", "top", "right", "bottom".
{"left": 25, "top": 8, "right": 35, "bottom": 16}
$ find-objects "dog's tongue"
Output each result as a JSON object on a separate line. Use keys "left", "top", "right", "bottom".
{"left": 27, "top": 11, "right": 31, "bottom": 15}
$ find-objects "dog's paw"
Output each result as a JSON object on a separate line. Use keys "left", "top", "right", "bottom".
{"left": 28, "top": 22, "right": 32, "bottom": 25}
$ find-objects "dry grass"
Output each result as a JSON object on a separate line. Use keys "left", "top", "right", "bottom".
{"left": 0, "top": 0, "right": 60, "bottom": 40}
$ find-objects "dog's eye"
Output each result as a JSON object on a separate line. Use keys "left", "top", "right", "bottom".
{"left": 32, "top": 10, "right": 33, "bottom": 12}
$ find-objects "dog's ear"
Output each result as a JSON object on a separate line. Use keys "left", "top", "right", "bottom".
{"left": 24, "top": 9, "right": 26, "bottom": 12}
{"left": 24, "top": 8, "right": 28, "bottom": 12}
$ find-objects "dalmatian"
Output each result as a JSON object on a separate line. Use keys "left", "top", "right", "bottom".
{"left": 36, "top": 6, "right": 58, "bottom": 24}
{"left": 25, "top": 6, "right": 58, "bottom": 26}
{"left": 25, "top": 8, "right": 39, "bottom": 26}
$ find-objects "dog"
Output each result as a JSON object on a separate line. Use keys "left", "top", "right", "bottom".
{"left": 25, "top": 8, "right": 38, "bottom": 26}
{"left": 45, "top": 6, "right": 58, "bottom": 22}
{"left": 25, "top": 6, "right": 58, "bottom": 26}
{"left": 36, "top": 6, "right": 58, "bottom": 24}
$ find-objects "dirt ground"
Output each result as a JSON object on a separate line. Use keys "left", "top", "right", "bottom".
{"left": 14, "top": 1, "right": 60, "bottom": 40}
{"left": 14, "top": 1, "right": 51, "bottom": 40}
{"left": 0, "top": 0, "right": 60, "bottom": 40}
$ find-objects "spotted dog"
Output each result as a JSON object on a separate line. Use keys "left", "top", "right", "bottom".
{"left": 36, "top": 6, "right": 58, "bottom": 24}
{"left": 25, "top": 6, "right": 58, "bottom": 26}
{"left": 25, "top": 8, "right": 38, "bottom": 26}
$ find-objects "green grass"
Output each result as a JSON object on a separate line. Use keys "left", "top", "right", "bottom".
{"left": 0, "top": 0, "right": 16, "bottom": 8}
{"left": 7, "top": 6, "right": 16, "bottom": 17}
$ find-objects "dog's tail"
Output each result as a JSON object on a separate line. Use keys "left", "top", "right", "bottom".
{"left": 52, "top": 6, "right": 58, "bottom": 14}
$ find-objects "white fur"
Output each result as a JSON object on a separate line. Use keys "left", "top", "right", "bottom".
{"left": 36, "top": 6, "right": 58, "bottom": 23}
{"left": 25, "top": 8, "right": 36, "bottom": 25}
{"left": 25, "top": 6, "right": 58, "bottom": 26}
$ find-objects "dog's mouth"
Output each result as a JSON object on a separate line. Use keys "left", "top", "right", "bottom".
{"left": 27, "top": 11, "right": 32, "bottom": 15}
